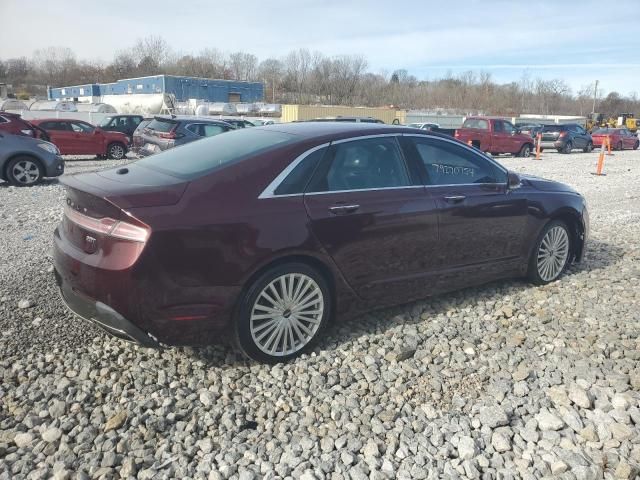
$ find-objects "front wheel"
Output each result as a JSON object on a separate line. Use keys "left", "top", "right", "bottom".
{"left": 6, "top": 156, "right": 44, "bottom": 186}
{"left": 517, "top": 144, "right": 532, "bottom": 158}
{"left": 528, "top": 220, "right": 571, "bottom": 285}
{"left": 234, "top": 263, "right": 332, "bottom": 363}
{"left": 107, "top": 142, "right": 126, "bottom": 160}
{"left": 562, "top": 141, "right": 573, "bottom": 154}
{"left": 634, "top": 141, "right": 639, "bottom": 150}
{"left": 583, "top": 141, "right": 593, "bottom": 153}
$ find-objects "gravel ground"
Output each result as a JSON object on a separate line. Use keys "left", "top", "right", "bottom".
{"left": 1, "top": 149, "right": 639, "bottom": 479}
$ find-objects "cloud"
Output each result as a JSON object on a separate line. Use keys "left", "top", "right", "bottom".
{"left": 1, "top": 0, "right": 639, "bottom": 94}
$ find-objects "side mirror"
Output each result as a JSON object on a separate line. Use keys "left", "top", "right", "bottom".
{"left": 508, "top": 171, "right": 521, "bottom": 190}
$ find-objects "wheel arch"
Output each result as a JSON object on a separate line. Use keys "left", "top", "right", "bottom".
{"left": 549, "top": 208, "right": 585, "bottom": 263}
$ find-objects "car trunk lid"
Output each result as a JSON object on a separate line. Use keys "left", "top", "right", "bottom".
{"left": 62, "top": 163, "right": 188, "bottom": 210}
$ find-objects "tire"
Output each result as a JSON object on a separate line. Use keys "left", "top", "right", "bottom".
{"left": 517, "top": 144, "right": 532, "bottom": 158}
{"left": 583, "top": 141, "right": 593, "bottom": 153}
{"left": 234, "top": 262, "right": 332, "bottom": 363}
{"left": 107, "top": 142, "right": 126, "bottom": 160}
{"left": 634, "top": 141, "right": 639, "bottom": 150}
{"left": 562, "top": 141, "right": 573, "bottom": 154}
{"left": 616, "top": 141, "right": 623, "bottom": 151}
{"left": 5, "top": 156, "right": 44, "bottom": 186}
{"left": 528, "top": 220, "right": 571, "bottom": 285}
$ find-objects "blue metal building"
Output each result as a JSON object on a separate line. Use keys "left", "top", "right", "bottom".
{"left": 48, "top": 75, "right": 264, "bottom": 103}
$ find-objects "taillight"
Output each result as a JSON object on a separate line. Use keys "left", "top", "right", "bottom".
{"left": 64, "top": 205, "right": 150, "bottom": 243}
{"left": 558, "top": 131, "right": 567, "bottom": 138}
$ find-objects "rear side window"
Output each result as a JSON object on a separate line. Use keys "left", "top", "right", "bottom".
{"left": 411, "top": 137, "right": 506, "bottom": 185}
{"left": 463, "top": 119, "right": 489, "bottom": 130}
{"left": 147, "top": 118, "right": 177, "bottom": 133}
{"left": 307, "top": 137, "right": 410, "bottom": 192}
{"left": 274, "top": 147, "right": 327, "bottom": 195}
{"left": 135, "top": 128, "right": 295, "bottom": 180}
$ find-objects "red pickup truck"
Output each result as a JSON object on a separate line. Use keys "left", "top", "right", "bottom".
{"left": 455, "top": 117, "right": 535, "bottom": 157}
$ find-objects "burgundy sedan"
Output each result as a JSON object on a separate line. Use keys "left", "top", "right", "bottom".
{"left": 53, "top": 123, "right": 588, "bottom": 362}
{"left": 591, "top": 128, "right": 639, "bottom": 150}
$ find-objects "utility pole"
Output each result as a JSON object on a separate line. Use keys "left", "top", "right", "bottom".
{"left": 592, "top": 80, "right": 599, "bottom": 114}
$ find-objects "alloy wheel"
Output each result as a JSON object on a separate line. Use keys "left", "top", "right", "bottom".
{"left": 109, "top": 144, "right": 125, "bottom": 159}
{"left": 250, "top": 273, "right": 324, "bottom": 357}
{"left": 536, "top": 226, "right": 569, "bottom": 282}
{"left": 11, "top": 159, "right": 40, "bottom": 185}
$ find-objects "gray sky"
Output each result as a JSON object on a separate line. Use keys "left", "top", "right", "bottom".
{"left": 2, "top": 0, "right": 639, "bottom": 95}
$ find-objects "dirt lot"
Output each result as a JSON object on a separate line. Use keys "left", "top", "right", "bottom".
{"left": 0, "top": 148, "right": 639, "bottom": 479}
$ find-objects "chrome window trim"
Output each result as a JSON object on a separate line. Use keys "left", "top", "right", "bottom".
{"left": 258, "top": 133, "right": 511, "bottom": 199}
{"left": 258, "top": 142, "right": 330, "bottom": 199}
{"left": 305, "top": 185, "right": 424, "bottom": 196}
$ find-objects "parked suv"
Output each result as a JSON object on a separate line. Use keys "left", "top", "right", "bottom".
{"left": 307, "top": 116, "right": 385, "bottom": 123}
{"left": 98, "top": 115, "right": 144, "bottom": 140}
{"left": 540, "top": 124, "right": 593, "bottom": 154}
{"left": 0, "top": 112, "right": 50, "bottom": 141}
{"left": 0, "top": 132, "right": 64, "bottom": 186}
{"left": 220, "top": 118, "right": 255, "bottom": 128}
{"left": 31, "top": 119, "right": 130, "bottom": 159}
{"left": 135, "top": 116, "right": 235, "bottom": 156}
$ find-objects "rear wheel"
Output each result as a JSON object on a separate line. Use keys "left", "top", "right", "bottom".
{"left": 634, "top": 141, "right": 639, "bottom": 150}
{"left": 517, "top": 144, "right": 532, "bottom": 158}
{"left": 583, "top": 141, "right": 593, "bottom": 153}
{"left": 6, "top": 156, "right": 43, "bottom": 186}
{"left": 107, "top": 142, "right": 126, "bottom": 160}
{"left": 234, "top": 263, "right": 332, "bottom": 363}
{"left": 528, "top": 220, "right": 571, "bottom": 285}
{"left": 562, "top": 141, "right": 573, "bottom": 154}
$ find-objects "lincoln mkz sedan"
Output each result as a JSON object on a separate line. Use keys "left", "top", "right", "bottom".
{"left": 53, "top": 123, "right": 588, "bottom": 362}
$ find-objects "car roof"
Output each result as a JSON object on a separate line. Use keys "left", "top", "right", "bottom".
{"left": 153, "top": 115, "right": 232, "bottom": 124}
{"left": 30, "top": 118, "right": 85, "bottom": 123}
{"left": 254, "top": 121, "right": 452, "bottom": 143}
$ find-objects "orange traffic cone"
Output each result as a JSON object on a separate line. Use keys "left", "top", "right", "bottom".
{"left": 606, "top": 136, "right": 614, "bottom": 156}
{"left": 535, "top": 133, "right": 542, "bottom": 160}
{"left": 467, "top": 140, "right": 473, "bottom": 147}
{"left": 592, "top": 140, "right": 606, "bottom": 176}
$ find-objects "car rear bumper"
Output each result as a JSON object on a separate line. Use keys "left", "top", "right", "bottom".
{"left": 540, "top": 140, "right": 563, "bottom": 149}
{"left": 54, "top": 267, "right": 160, "bottom": 347}
{"left": 53, "top": 224, "right": 240, "bottom": 346}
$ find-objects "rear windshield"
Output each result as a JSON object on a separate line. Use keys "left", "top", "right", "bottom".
{"left": 135, "top": 119, "right": 151, "bottom": 132}
{"left": 135, "top": 128, "right": 296, "bottom": 180}
{"left": 542, "top": 125, "right": 565, "bottom": 132}
{"left": 592, "top": 128, "right": 616, "bottom": 134}
{"left": 462, "top": 119, "right": 489, "bottom": 130}
{"left": 147, "top": 118, "right": 177, "bottom": 132}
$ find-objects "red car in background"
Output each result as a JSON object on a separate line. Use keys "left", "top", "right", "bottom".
{"left": 0, "top": 112, "right": 50, "bottom": 141}
{"left": 591, "top": 128, "right": 639, "bottom": 150}
{"left": 455, "top": 117, "right": 535, "bottom": 157}
{"left": 30, "top": 119, "right": 129, "bottom": 159}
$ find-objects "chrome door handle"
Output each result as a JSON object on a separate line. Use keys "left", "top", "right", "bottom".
{"left": 443, "top": 195, "right": 466, "bottom": 203}
{"left": 329, "top": 204, "right": 360, "bottom": 215}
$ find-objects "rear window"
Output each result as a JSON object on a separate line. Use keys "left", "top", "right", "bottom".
{"left": 147, "top": 118, "right": 177, "bottom": 133}
{"left": 592, "top": 128, "right": 615, "bottom": 134}
{"left": 462, "top": 119, "right": 489, "bottom": 130}
{"left": 135, "top": 128, "right": 296, "bottom": 180}
{"left": 542, "top": 125, "right": 565, "bottom": 132}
